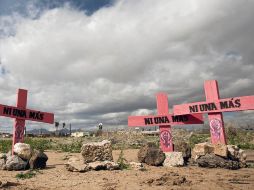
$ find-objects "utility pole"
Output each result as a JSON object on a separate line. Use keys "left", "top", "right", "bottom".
{"left": 69, "top": 123, "right": 72, "bottom": 136}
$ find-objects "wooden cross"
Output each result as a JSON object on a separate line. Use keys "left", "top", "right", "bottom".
{"left": 128, "top": 93, "right": 203, "bottom": 152}
{"left": 0, "top": 89, "right": 54, "bottom": 152}
{"left": 174, "top": 80, "right": 254, "bottom": 144}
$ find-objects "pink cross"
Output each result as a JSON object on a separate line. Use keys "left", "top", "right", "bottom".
{"left": 0, "top": 89, "right": 54, "bottom": 152}
{"left": 174, "top": 80, "right": 254, "bottom": 144}
{"left": 128, "top": 93, "right": 203, "bottom": 152}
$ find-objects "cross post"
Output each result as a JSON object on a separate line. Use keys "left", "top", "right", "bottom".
{"left": 12, "top": 89, "right": 28, "bottom": 151}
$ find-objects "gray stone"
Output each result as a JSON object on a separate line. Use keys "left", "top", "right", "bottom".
{"left": 88, "top": 161, "right": 119, "bottom": 171}
{"left": 227, "top": 145, "right": 241, "bottom": 160}
{"left": 227, "top": 145, "right": 247, "bottom": 167}
{"left": 13, "top": 143, "right": 32, "bottom": 160}
{"left": 5, "top": 155, "right": 28, "bottom": 171}
{"left": 238, "top": 149, "right": 247, "bottom": 163}
{"left": 81, "top": 140, "right": 113, "bottom": 163}
{"left": 0, "top": 153, "right": 7, "bottom": 159}
{"left": 29, "top": 150, "right": 48, "bottom": 169}
{"left": 66, "top": 157, "right": 119, "bottom": 172}
{"left": 214, "top": 143, "right": 228, "bottom": 158}
{"left": 129, "top": 162, "right": 144, "bottom": 171}
{"left": 138, "top": 143, "right": 165, "bottom": 166}
{"left": 163, "top": 152, "right": 184, "bottom": 167}
{"left": 196, "top": 154, "right": 240, "bottom": 170}
{"left": 174, "top": 142, "right": 191, "bottom": 164}
{"left": 191, "top": 142, "right": 214, "bottom": 161}
{"left": 0, "top": 158, "right": 6, "bottom": 170}
{"left": 66, "top": 157, "right": 89, "bottom": 172}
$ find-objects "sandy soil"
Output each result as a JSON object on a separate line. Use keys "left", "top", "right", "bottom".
{"left": 1, "top": 149, "right": 254, "bottom": 190}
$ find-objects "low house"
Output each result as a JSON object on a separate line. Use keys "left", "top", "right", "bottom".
{"left": 71, "top": 131, "right": 90, "bottom": 137}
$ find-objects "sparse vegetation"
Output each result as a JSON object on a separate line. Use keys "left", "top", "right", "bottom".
{"left": 0, "top": 139, "right": 12, "bottom": 153}
{"left": 56, "top": 139, "right": 83, "bottom": 153}
{"left": 15, "top": 170, "right": 42, "bottom": 180}
{"left": 226, "top": 125, "right": 254, "bottom": 149}
{"left": 189, "top": 134, "right": 210, "bottom": 148}
{"left": 1, "top": 127, "right": 253, "bottom": 154}
{"left": 117, "top": 149, "right": 130, "bottom": 170}
{"left": 24, "top": 138, "right": 52, "bottom": 151}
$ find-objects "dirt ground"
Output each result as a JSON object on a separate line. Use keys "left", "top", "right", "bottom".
{"left": 1, "top": 149, "right": 254, "bottom": 190}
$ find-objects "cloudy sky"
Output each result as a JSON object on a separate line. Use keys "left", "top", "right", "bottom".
{"left": 0, "top": 0, "right": 253, "bottom": 132}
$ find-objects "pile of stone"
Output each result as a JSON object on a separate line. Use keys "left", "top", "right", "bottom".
{"left": 0, "top": 143, "right": 48, "bottom": 171}
{"left": 192, "top": 142, "right": 247, "bottom": 170}
{"left": 138, "top": 142, "right": 165, "bottom": 166}
{"left": 66, "top": 140, "right": 119, "bottom": 172}
{"left": 163, "top": 142, "right": 191, "bottom": 167}
{"left": 138, "top": 142, "right": 190, "bottom": 167}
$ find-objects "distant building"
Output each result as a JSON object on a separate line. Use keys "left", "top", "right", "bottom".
{"left": 0, "top": 133, "right": 12, "bottom": 138}
{"left": 141, "top": 130, "right": 159, "bottom": 136}
{"left": 71, "top": 131, "right": 90, "bottom": 137}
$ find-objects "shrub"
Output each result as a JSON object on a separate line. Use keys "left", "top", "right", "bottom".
{"left": 117, "top": 149, "right": 130, "bottom": 170}
{"left": 24, "top": 138, "right": 52, "bottom": 151}
{"left": 0, "top": 139, "right": 12, "bottom": 153}
{"left": 56, "top": 139, "right": 83, "bottom": 153}
{"left": 189, "top": 134, "right": 210, "bottom": 148}
{"left": 15, "top": 170, "right": 41, "bottom": 180}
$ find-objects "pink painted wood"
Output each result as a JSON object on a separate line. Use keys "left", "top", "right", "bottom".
{"left": 173, "top": 80, "right": 254, "bottom": 145}
{"left": 128, "top": 114, "right": 203, "bottom": 127}
{"left": 128, "top": 93, "right": 204, "bottom": 152}
{"left": 12, "top": 89, "right": 27, "bottom": 151}
{"left": 0, "top": 104, "right": 54, "bottom": 123}
{"left": 0, "top": 89, "right": 54, "bottom": 153}
{"left": 156, "top": 93, "right": 173, "bottom": 152}
{"left": 205, "top": 80, "right": 226, "bottom": 144}
{"left": 173, "top": 95, "right": 254, "bottom": 115}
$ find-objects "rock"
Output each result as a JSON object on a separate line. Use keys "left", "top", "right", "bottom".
{"left": 88, "top": 161, "right": 119, "bottom": 171}
{"left": 196, "top": 154, "right": 240, "bottom": 170}
{"left": 192, "top": 142, "right": 214, "bottom": 160}
{"left": 174, "top": 142, "right": 191, "bottom": 164}
{"left": 0, "top": 153, "right": 7, "bottom": 159}
{"left": 0, "top": 158, "right": 6, "bottom": 170}
{"left": 5, "top": 155, "right": 28, "bottom": 171}
{"left": 163, "top": 152, "right": 184, "bottom": 167}
{"left": 138, "top": 142, "right": 157, "bottom": 163}
{"left": 0, "top": 153, "right": 7, "bottom": 170}
{"left": 238, "top": 149, "right": 247, "bottom": 163}
{"left": 129, "top": 162, "right": 144, "bottom": 171}
{"left": 29, "top": 150, "right": 48, "bottom": 169}
{"left": 104, "top": 161, "right": 119, "bottom": 170}
{"left": 227, "top": 145, "right": 247, "bottom": 167}
{"left": 0, "top": 180, "right": 18, "bottom": 188}
{"left": 13, "top": 143, "right": 32, "bottom": 160}
{"left": 66, "top": 157, "right": 89, "bottom": 172}
{"left": 138, "top": 143, "right": 165, "bottom": 166}
{"left": 214, "top": 143, "right": 228, "bottom": 158}
{"left": 227, "top": 145, "right": 239, "bottom": 160}
{"left": 81, "top": 140, "right": 113, "bottom": 163}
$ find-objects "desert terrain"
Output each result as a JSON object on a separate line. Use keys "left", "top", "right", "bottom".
{"left": 1, "top": 149, "right": 254, "bottom": 190}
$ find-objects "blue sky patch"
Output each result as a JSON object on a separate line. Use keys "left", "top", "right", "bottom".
{"left": 0, "top": 0, "right": 114, "bottom": 17}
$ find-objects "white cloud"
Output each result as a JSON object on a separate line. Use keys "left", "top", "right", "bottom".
{"left": 0, "top": 0, "right": 254, "bottom": 132}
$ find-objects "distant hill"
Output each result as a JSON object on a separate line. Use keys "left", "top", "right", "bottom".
{"left": 27, "top": 128, "right": 52, "bottom": 135}
{"left": 26, "top": 127, "right": 96, "bottom": 135}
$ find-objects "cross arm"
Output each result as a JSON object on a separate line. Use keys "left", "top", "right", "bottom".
{"left": 128, "top": 114, "right": 203, "bottom": 127}
{"left": 174, "top": 95, "right": 254, "bottom": 115}
{"left": 0, "top": 104, "right": 54, "bottom": 124}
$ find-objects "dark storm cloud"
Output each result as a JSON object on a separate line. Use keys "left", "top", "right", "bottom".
{"left": 0, "top": 0, "right": 253, "bottom": 131}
